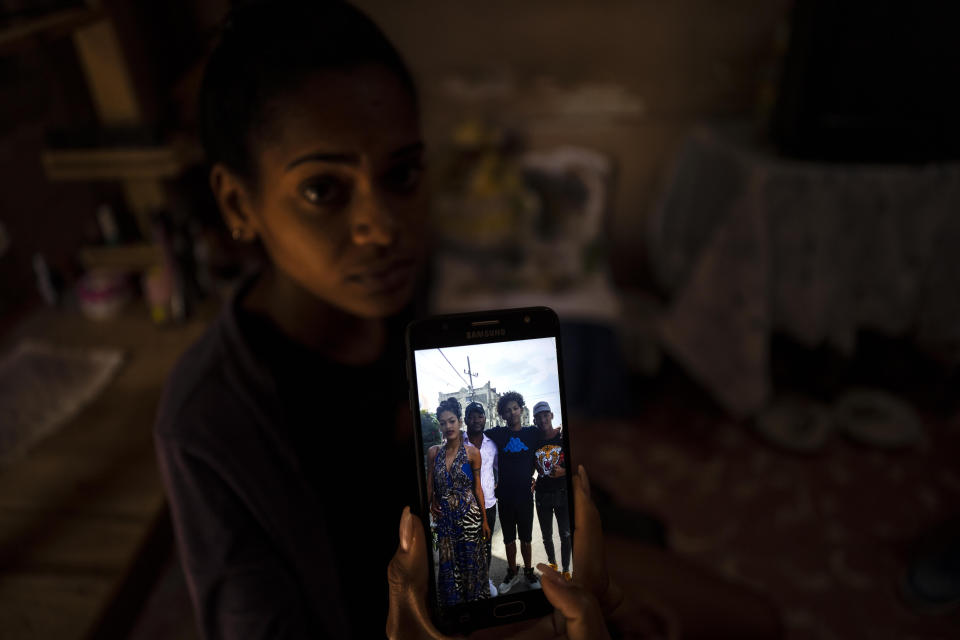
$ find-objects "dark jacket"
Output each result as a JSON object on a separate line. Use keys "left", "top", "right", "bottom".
{"left": 154, "top": 277, "right": 414, "bottom": 639}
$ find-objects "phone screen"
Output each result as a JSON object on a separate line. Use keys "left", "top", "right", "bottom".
{"left": 412, "top": 335, "right": 572, "bottom": 615}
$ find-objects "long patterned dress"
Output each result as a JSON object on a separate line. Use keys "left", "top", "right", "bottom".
{"left": 433, "top": 441, "right": 489, "bottom": 607}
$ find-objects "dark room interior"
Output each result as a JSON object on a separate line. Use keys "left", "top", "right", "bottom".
{"left": 0, "top": 1, "right": 958, "bottom": 638}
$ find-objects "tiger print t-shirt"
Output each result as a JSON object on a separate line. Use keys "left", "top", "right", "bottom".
{"left": 535, "top": 430, "right": 565, "bottom": 492}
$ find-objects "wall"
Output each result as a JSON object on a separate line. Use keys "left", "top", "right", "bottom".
{"left": 0, "top": 0, "right": 791, "bottom": 320}
{"left": 355, "top": 0, "right": 791, "bottom": 286}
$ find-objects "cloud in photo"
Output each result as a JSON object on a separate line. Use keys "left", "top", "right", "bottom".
{"left": 414, "top": 337, "right": 563, "bottom": 427}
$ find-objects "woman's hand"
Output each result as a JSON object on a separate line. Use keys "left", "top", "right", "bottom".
{"left": 386, "top": 506, "right": 446, "bottom": 640}
{"left": 387, "top": 466, "right": 622, "bottom": 640}
{"left": 533, "top": 564, "right": 611, "bottom": 640}
{"left": 430, "top": 496, "right": 442, "bottom": 519}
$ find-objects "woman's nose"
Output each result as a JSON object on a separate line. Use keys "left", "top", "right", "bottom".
{"left": 350, "top": 184, "right": 397, "bottom": 246}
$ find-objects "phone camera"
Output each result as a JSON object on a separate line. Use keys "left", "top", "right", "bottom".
{"left": 523, "top": 315, "right": 531, "bottom": 324}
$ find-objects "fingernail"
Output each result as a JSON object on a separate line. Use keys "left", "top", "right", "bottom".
{"left": 578, "top": 465, "right": 591, "bottom": 498}
{"left": 536, "top": 563, "right": 567, "bottom": 585}
{"left": 400, "top": 507, "right": 413, "bottom": 553}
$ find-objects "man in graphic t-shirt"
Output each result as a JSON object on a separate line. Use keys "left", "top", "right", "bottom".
{"left": 533, "top": 401, "right": 571, "bottom": 580}
{"left": 483, "top": 391, "right": 540, "bottom": 593}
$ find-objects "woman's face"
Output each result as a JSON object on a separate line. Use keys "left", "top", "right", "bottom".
{"left": 227, "top": 64, "right": 427, "bottom": 318}
{"left": 438, "top": 411, "right": 461, "bottom": 441}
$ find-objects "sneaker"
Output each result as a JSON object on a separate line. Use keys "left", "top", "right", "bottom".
{"left": 562, "top": 571, "right": 572, "bottom": 581}
{"left": 498, "top": 568, "right": 519, "bottom": 594}
{"left": 523, "top": 567, "right": 541, "bottom": 589}
{"left": 489, "top": 579, "right": 498, "bottom": 597}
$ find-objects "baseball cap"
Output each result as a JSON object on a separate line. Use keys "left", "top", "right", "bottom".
{"left": 533, "top": 401, "right": 551, "bottom": 415}
{"left": 465, "top": 401, "right": 485, "bottom": 415}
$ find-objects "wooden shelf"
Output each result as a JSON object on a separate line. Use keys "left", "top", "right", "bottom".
{"left": 0, "top": 6, "right": 104, "bottom": 55}
{"left": 78, "top": 243, "right": 161, "bottom": 270}
{"left": 41, "top": 142, "right": 201, "bottom": 181}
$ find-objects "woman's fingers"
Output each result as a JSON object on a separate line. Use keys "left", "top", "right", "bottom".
{"left": 570, "top": 465, "right": 622, "bottom": 614}
{"left": 386, "top": 507, "right": 450, "bottom": 640}
{"left": 538, "top": 563, "right": 611, "bottom": 640}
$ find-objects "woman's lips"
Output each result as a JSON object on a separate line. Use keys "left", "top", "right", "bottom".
{"left": 347, "top": 258, "right": 416, "bottom": 294}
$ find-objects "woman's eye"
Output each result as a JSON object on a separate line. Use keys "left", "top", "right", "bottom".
{"left": 300, "top": 177, "right": 348, "bottom": 207}
{"left": 383, "top": 163, "right": 423, "bottom": 193}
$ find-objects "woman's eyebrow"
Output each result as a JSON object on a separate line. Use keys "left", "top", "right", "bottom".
{"left": 285, "top": 152, "right": 359, "bottom": 170}
{"left": 285, "top": 141, "right": 424, "bottom": 171}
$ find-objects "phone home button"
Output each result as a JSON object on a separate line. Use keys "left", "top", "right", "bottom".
{"left": 493, "top": 601, "right": 526, "bottom": 618}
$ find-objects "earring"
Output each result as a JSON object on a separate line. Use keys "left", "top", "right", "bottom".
{"left": 231, "top": 228, "right": 242, "bottom": 240}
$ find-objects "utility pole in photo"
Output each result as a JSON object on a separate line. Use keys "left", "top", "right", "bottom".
{"left": 464, "top": 356, "right": 479, "bottom": 402}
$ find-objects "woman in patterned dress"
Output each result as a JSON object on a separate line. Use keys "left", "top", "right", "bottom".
{"left": 426, "top": 398, "right": 492, "bottom": 607}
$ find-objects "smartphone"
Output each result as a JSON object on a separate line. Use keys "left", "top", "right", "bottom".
{"left": 406, "top": 307, "right": 574, "bottom": 634}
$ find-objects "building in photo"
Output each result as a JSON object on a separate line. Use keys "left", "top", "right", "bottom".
{"left": 437, "top": 381, "right": 531, "bottom": 427}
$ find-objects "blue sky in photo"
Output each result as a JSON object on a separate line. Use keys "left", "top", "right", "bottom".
{"left": 414, "top": 337, "right": 562, "bottom": 427}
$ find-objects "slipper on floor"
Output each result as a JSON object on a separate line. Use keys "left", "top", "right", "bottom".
{"left": 832, "top": 388, "right": 923, "bottom": 449}
{"left": 753, "top": 395, "right": 833, "bottom": 453}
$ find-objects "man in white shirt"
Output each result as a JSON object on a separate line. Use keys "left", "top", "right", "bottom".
{"left": 465, "top": 401, "right": 499, "bottom": 597}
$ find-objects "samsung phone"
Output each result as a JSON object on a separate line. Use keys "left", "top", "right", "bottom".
{"left": 405, "top": 307, "right": 575, "bottom": 634}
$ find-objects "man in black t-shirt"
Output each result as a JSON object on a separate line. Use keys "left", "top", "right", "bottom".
{"left": 483, "top": 391, "right": 540, "bottom": 593}
{"left": 533, "top": 401, "right": 571, "bottom": 579}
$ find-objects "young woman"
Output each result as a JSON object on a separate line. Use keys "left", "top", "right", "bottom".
{"left": 155, "top": 2, "right": 615, "bottom": 638}
{"left": 154, "top": 3, "right": 428, "bottom": 638}
{"left": 426, "top": 398, "right": 491, "bottom": 606}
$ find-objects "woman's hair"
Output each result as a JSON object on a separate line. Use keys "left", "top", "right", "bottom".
{"left": 436, "top": 397, "right": 462, "bottom": 422}
{"left": 497, "top": 391, "right": 525, "bottom": 418}
{"left": 199, "top": 0, "right": 416, "bottom": 184}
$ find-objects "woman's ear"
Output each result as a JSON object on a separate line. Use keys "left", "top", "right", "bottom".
{"left": 210, "top": 164, "right": 259, "bottom": 242}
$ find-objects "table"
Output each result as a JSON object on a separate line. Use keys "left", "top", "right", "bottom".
{"left": 651, "top": 125, "right": 960, "bottom": 416}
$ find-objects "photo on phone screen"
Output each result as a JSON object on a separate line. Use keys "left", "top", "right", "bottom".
{"left": 412, "top": 335, "right": 572, "bottom": 614}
